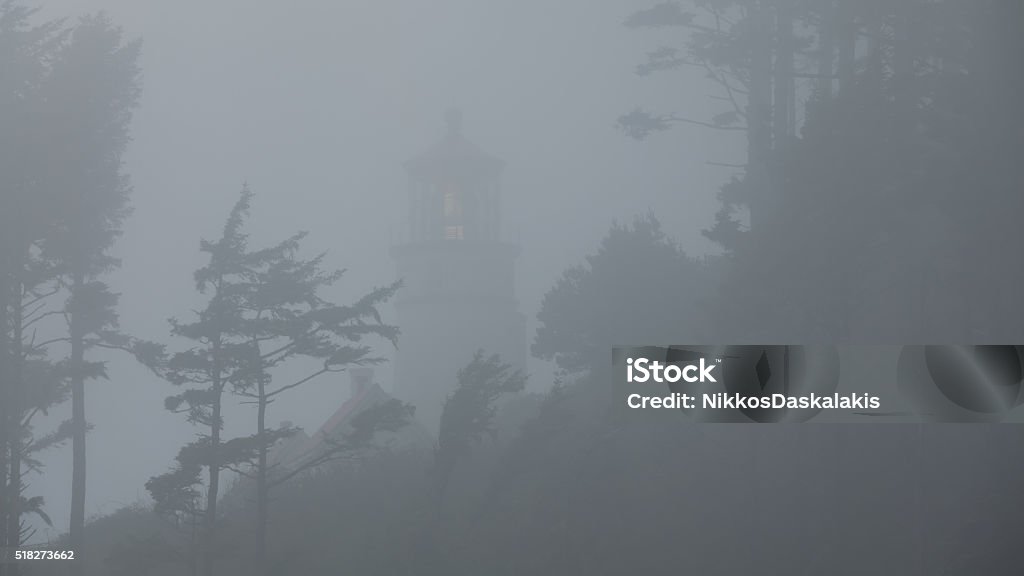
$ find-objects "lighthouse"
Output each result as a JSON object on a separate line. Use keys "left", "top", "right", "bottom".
{"left": 390, "top": 110, "right": 527, "bottom": 431}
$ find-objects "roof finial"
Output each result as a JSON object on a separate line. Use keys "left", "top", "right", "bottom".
{"left": 445, "top": 107, "right": 463, "bottom": 137}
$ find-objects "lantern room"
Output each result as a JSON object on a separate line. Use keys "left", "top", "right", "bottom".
{"left": 403, "top": 109, "right": 504, "bottom": 243}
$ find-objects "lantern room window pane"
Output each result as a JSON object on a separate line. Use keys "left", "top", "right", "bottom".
{"left": 443, "top": 187, "right": 461, "bottom": 219}
{"left": 445, "top": 225, "right": 464, "bottom": 240}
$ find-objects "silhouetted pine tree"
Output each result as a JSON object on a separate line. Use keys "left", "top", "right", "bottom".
{"left": 221, "top": 200, "right": 406, "bottom": 574}
{"left": 37, "top": 15, "right": 142, "bottom": 568}
{"left": 149, "top": 187, "right": 409, "bottom": 576}
{"left": 0, "top": 5, "right": 65, "bottom": 569}
{"left": 418, "top": 351, "right": 524, "bottom": 574}
{"left": 146, "top": 189, "right": 260, "bottom": 576}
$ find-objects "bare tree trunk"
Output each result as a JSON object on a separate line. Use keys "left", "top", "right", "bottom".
{"left": 816, "top": 0, "right": 837, "bottom": 98}
{"left": 204, "top": 404, "right": 221, "bottom": 576}
{"left": 69, "top": 270, "right": 86, "bottom": 576}
{"left": 255, "top": 377, "right": 269, "bottom": 576}
{"left": 5, "top": 258, "right": 28, "bottom": 576}
{"left": 5, "top": 440, "right": 20, "bottom": 576}
{"left": 6, "top": 469, "right": 19, "bottom": 572}
{"left": 773, "top": 0, "right": 796, "bottom": 142}
{"left": 0, "top": 265, "right": 10, "bottom": 576}
{"left": 892, "top": 0, "right": 913, "bottom": 104}
{"left": 203, "top": 364, "right": 223, "bottom": 576}
{"left": 837, "top": 0, "right": 857, "bottom": 95}
{"left": 863, "top": 0, "right": 885, "bottom": 95}
{"left": 190, "top": 504, "right": 199, "bottom": 576}
{"left": 746, "top": 0, "right": 775, "bottom": 233}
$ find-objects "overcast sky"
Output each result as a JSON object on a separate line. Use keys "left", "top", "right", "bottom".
{"left": 27, "top": 0, "right": 739, "bottom": 539}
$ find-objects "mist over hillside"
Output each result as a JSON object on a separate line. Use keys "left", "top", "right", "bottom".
{"left": 2, "top": 1, "right": 1023, "bottom": 575}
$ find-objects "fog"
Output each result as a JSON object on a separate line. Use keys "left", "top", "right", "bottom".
{"left": 27, "top": 0, "right": 731, "bottom": 532}
{"left": 2, "top": 1, "right": 1023, "bottom": 574}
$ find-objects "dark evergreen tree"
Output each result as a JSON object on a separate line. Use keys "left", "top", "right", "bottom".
{"left": 621, "top": 1, "right": 1024, "bottom": 343}
{"left": 4, "top": 253, "right": 71, "bottom": 557}
{"left": 0, "top": 5, "right": 64, "bottom": 569}
{"left": 223, "top": 200, "right": 406, "bottom": 574}
{"left": 418, "top": 350, "right": 524, "bottom": 574}
{"left": 38, "top": 14, "right": 142, "bottom": 566}
{"left": 148, "top": 187, "right": 408, "bottom": 576}
{"left": 146, "top": 190, "right": 258, "bottom": 576}
{"left": 534, "top": 214, "right": 715, "bottom": 376}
